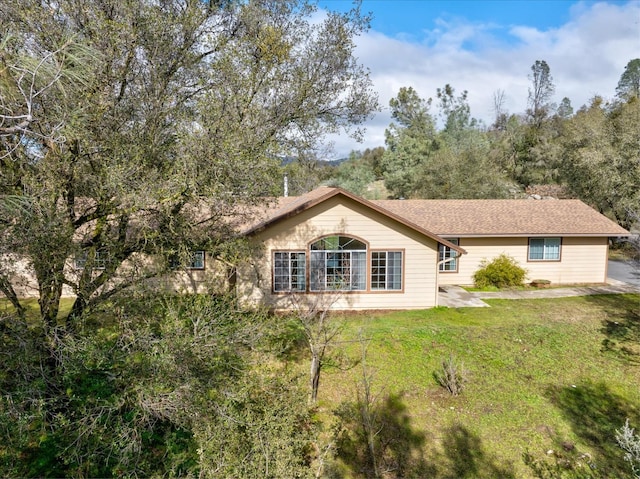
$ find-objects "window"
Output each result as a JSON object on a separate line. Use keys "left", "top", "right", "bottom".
{"left": 528, "top": 238, "right": 561, "bottom": 261}
{"left": 309, "top": 236, "right": 366, "bottom": 291}
{"left": 371, "top": 251, "right": 402, "bottom": 290}
{"left": 438, "top": 239, "right": 459, "bottom": 272}
{"left": 189, "top": 250, "right": 205, "bottom": 270}
{"left": 274, "top": 252, "right": 306, "bottom": 292}
{"left": 169, "top": 250, "right": 206, "bottom": 270}
{"left": 75, "top": 249, "right": 108, "bottom": 270}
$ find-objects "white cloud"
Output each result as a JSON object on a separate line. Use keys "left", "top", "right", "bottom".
{"left": 324, "top": 1, "right": 640, "bottom": 159}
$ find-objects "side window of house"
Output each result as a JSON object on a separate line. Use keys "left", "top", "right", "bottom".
{"left": 309, "top": 235, "right": 366, "bottom": 291}
{"left": 168, "top": 250, "right": 206, "bottom": 270}
{"left": 75, "top": 249, "right": 108, "bottom": 270}
{"left": 371, "top": 251, "right": 403, "bottom": 290}
{"left": 273, "top": 251, "right": 306, "bottom": 292}
{"left": 438, "top": 239, "right": 459, "bottom": 272}
{"left": 189, "top": 250, "right": 206, "bottom": 270}
{"left": 528, "top": 238, "right": 561, "bottom": 261}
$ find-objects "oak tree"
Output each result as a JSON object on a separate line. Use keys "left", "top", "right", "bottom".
{"left": 0, "top": 0, "right": 378, "bottom": 332}
{"left": 560, "top": 96, "right": 640, "bottom": 229}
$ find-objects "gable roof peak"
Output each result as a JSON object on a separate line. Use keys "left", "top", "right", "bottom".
{"left": 244, "top": 186, "right": 465, "bottom": 254}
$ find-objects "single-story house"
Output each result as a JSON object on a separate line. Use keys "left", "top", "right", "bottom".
{"left": 234, "top": 186, "right": 630, "bottom": 311}
{"left": 2, "top": 186, "right": 630, "bottom": 311}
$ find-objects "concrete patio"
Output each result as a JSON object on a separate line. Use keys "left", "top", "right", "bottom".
{"left": 438, "top": 279, "right": 640, "bottom": 308}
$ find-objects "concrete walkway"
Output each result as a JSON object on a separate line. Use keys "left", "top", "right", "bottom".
{"left": 438, "top": 279, "right": 640, "bottom": 308}
{"left": 438, "top": 285, "right": 490, "bottom": 308}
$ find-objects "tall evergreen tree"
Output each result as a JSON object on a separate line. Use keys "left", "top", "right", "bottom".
{"left": 381, "top": 87, "right": 436, "bottom": 198}
{"left": 616, "top": 58, "right": 640, "bottom": 101}
{"left": 527, "top": 60, "right": 555, "bottom": 128}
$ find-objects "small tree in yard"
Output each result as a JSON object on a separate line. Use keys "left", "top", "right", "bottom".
{"left": 331, "top": 337, "right": 429, "bottom": 478}
{"left": 473, "top": 254, "right": 527, "bottom": 289}
{"left": 289, "top": 289, "right": 345, "bottom": 404}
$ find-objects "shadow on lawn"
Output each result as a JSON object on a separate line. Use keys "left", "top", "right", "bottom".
{"left": 331, "top": 393, "right": 515, "bottom": 478}
{"left": 331, "top": 392, "right": 433, "bottom": 478}
{"left": 584, "top": 294, "right": 640, "bottom": 364}
{"left": 521, "top": 295, "right": 640, "bottom": 477}
{"left": 436, "top": 424, "right": 516, "bottom": 479}
{"left": 535, "top": 380, "right": 639, "bottom": 477}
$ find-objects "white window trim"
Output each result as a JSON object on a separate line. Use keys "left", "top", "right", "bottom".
{"left": 273, "top": 251, "right": 306, "bottom": 292}
{"left": 75, "top": 249, "right": 108, "bottom": 270}
{"left": 309, "top": 235, "right": 367, "bottom": 292}
{"left": 189, "top": 250, "right": 206, "bottom": 270}
{"left": 371, "top": 251, "right": 403, "bottom": 291}
{"left": 438, "top": 239, "right": 459, "bottom": 272}
{"left": 310, "top": 249, "right": 366, "bottom": 291}
{"left": 528, "top": 237, "right": 561, "bottom": 261}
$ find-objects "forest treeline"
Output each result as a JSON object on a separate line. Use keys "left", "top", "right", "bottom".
{"left": 286, "top": 59, "right": 640, "bottom": 230}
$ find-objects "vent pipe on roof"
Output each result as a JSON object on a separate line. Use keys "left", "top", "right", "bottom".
{"left": 283, "top": 173, "right": 289, "bottom": 197}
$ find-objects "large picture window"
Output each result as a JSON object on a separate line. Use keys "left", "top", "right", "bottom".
{"left": 309, "top": 236, "right": 366, "bottom": 291}
{"left": 438, "top": 239, "right": 459, "bottom": 272}
{"left": 274, "top": 252, "right": 306, "bottom": 292}
{"left": 371, "top": 251, "right": 403, "bottom": 290}
{"left": 528, "top": 238, "right": 561, "bottom": 261}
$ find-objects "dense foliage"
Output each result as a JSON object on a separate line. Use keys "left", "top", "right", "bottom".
{"left": 0, "top": 0, "right": 378, "bottom": 329}
{"left": 0, "top": 1, "right": 377, "bottom": 476}
{"left": 473, "top": 254, "right": 528, "bottom": 289}
{"left": 0, "top": 294, "right": 316, "bottom": 478}
{"left": 328, "top": 60, "right": 640, "bottom": 233}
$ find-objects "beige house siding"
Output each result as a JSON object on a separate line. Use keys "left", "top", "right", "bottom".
{"left": 4, "top": 185, "right": 625, "bottom": 312}
{"left": 152, "top": 259, "right": 230, "bottom": 295}
{"left": 237, "top": 195, "right": 440, "bottom": 310}
{"left": 1, "top": 252, "right": 227, "bottom": 300}
{"left": 438, "top": 236, "right": 610, "bottom": 286}
{"left": 0, "top": 254, "right": 55, "bottom": 298}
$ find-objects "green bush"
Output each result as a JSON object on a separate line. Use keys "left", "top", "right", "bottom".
{"left": 473, "top": 254, "right": 527, "bottom": 288}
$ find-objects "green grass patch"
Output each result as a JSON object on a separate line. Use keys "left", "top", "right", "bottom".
{"left": 311, "top": 294, "right": 640, "bottom": 478}
{"left": 0, "top": 297, "right": 75, "bottom": 320}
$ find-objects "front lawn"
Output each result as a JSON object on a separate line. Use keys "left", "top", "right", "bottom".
{"left": 314, "top": 294, "right": 640, "bottom": 478}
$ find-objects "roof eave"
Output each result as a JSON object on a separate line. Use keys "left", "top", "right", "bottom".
{"left": 242, "top": 188, "right": 341, "bottom": 236}
{"left": 437, "top": 232, "right": 631, "bottom": 238}
{"left": 244, "top": 187, "right": 467, "bottom": 255}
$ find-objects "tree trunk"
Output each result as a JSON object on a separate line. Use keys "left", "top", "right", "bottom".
{"left": 310, "top": 351, "right": 321, "bottom": 403}
{"left": 39, "top": 281, "right": 62, "bottom": 335}
{"left": 66, "top": 295, "right": 87, "bottom": 332}
{"left": 0, "top": 274, "right": 25, "bottom": 318}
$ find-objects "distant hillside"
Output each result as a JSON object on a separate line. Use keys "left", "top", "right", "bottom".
{"left": 279, "top": 156, "right": 348, "bottom": 167}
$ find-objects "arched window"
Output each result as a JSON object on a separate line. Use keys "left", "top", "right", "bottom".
{"left": 309, "top": 235, "right": 366, "bottom": 291}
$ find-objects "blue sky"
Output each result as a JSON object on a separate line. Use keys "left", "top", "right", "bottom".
{"left": 322, "top": 0, "right": 577, "bottom": 40}
{"left": 315, "top": 0, "right": 640, "bottom": 158}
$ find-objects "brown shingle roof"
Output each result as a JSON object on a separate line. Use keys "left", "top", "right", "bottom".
{"left": 242, "top": 186, "right": 343, "bottom": 235}
{"left": 371, "top": 198, "right": 629, "bottom": 237}
{"left": 243, "top": 187, "right": 629, "bottom": 240}
{"left": 243, "top": 186, "right": 466, "bottom": 253}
